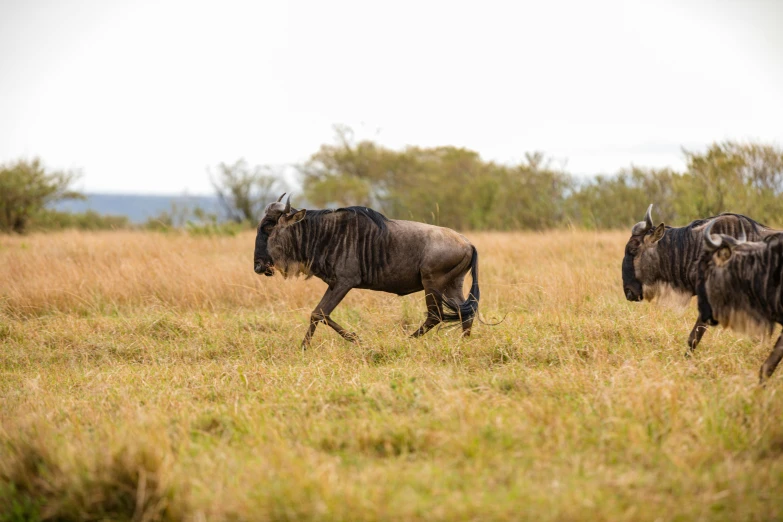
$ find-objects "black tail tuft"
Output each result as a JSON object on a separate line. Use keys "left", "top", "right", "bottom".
{"left": 441, "top": 247, "right": 480, "bottom": 324}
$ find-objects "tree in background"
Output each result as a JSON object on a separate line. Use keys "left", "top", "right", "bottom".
{"left": 677, "top": 141, "right": 783, "bottom": 224}
{"left": 301, "top": 131, "right": 783, "bottom": 231}
{"left": 300, "top": 127, "right": 571, "bottom": 230}
{"left": 566, "top": 167, "right": 683, "bottom": 229}
{"left": 5, "top": 139, "right": 781, "bottom": 234}
{"left": 484, "top": 152, "right": 572, "bottom": 230}
{"left": 0, "top": 157, "right": 84, "bottom": 233}
{"left": 300, "top": 125, "right": 392, "bottom": 209}
{"left": 210, "top": 159, "right": 281, "bottom": 223}
{"left": 565, "top": 142, "right": 783, "bottom": 229}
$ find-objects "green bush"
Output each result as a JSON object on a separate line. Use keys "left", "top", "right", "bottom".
{"left": 31, "top": 209, "right": 129, "bottom": 231}
{"left": 0, "top": 158, "right": 84, "bottom": 233}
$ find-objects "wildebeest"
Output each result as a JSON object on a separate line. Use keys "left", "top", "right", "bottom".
{"left": 254, "top": 194, "right": 480, "bottom": 347}
{"left": 621, "top": 204, "right": 771, "bottom": 353}
{"left": 697, "top": 221, "right": 783, "bottom": 383}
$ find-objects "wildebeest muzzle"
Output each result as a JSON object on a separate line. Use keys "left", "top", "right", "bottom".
{"left": 624, "top": 286, "right": 643, "bottom": 302}
{"left": 622, "top": 255, "right": 643, "bottom": 301}
{"left": 254, "top": 261, "right": 275, "bottom": 277}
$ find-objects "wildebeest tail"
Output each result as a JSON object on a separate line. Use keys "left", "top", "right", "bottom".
{"left": 441, "top": 246, "right": 480, "bottom": 323}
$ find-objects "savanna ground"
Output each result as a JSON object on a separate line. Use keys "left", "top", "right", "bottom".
{"left": 1, "top": 229, "right": 782, "bottom": 521}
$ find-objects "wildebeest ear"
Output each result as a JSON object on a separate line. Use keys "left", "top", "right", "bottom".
{"left": 290, "top": 209, "right": 306, "bottom": 223}
{"left": 715, "top": 246, "right": 733, "bottom": 265}
{"left": 280, "top": 209, "right": 306, "bottom": 227}
{"left": 647, "top": 223, "right": 666, "bottom": 244}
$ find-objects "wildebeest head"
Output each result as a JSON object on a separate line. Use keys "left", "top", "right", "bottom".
{"left": 254, "top": 193, "right": 306, "bottom": 276}
{"left": 622, "top": 204, "right": 667, "bottom": 301}
{"left": 696, "top": 219, "right": 748, "bottom": 325}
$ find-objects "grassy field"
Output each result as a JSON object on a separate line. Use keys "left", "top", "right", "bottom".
{"left": 1, "top": 229, "right": 782, "bottom": 521}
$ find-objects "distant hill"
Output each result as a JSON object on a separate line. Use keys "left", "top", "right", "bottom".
{"left": 53, "top": 193, "right": 222, "bottom": 224}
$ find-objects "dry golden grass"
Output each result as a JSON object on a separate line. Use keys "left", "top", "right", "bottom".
{"left": 1, "top": 229, "right": 782, "bottom": 521}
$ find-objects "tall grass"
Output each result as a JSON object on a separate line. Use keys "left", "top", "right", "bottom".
{"left": 1, "top": 230, "right": 781, "bottom": 521}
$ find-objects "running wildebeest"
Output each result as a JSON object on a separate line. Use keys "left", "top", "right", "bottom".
{"left": 253, "top": 194, "right": 480, "bottom": 347}
{"left": 697, "top": 221, "right": 783, "bottom": 383}
{"left": 621, "top": 204, "right": 772, "bottom": 354}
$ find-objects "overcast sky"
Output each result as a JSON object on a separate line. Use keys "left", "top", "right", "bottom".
{"left": 1, "top": 0, "right": 781, "bottom": 194}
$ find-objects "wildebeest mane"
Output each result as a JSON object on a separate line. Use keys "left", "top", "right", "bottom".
{"left": 276, "top": 205, "right": 392, "bottom": 284}
{"left": 303, "top": 206, "right": 389, "bottom": 233}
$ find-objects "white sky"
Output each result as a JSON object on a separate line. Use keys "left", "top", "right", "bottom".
{"left": 1, "top": 0, "right": 781, "bottom": 194}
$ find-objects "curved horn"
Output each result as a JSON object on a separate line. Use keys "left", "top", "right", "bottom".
{"left": 277, "top": 192, "right": 287, "bottom": 203}
{"left": 645, "top": 204, "right": 654, "bottom": 230}
{"left": 284, "top": 195, "right": 291, "bottom": 214}
{"left": 632, "top": 204, "right": 655, "bottom": 235}
{"left": 704, "top": 220, "right": 722, "bottom": 249}
{"left": 738, "top": 221, "right": 746, "bottom": 243}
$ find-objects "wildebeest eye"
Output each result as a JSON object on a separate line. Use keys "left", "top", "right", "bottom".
{"left": 258, "top": 218, "right": 276, "bottom": 234}
{"left": 625, "top": 237, "right": 643, "bottom": 256}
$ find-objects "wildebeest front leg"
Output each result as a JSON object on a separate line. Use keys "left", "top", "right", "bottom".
{"left": 685, "top": 319, "right": 709, "bottom": 356}
{"left": 302, "top": 284, "right": 358, "bottom": 348}
{"left": 411, "top": 289, "right": 442, "bottom": 337}
{"left": 759, "top": 333, "right": 783, "bottom": 384}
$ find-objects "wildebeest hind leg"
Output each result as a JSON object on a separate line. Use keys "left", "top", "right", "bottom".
{"left": 302, "top": 284, "right": 357, "bottom": 348}
{"left": 685, "top": 319, "right": 709, "bottom": 356}
{"left": 759, "top": 332, "right": 783, "bottom": 384}
{"left": 411, "top": 289, "right": 442, "bottom": 337}
{"left": 443, "top": 281, "right": 472, "bottom": 337}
